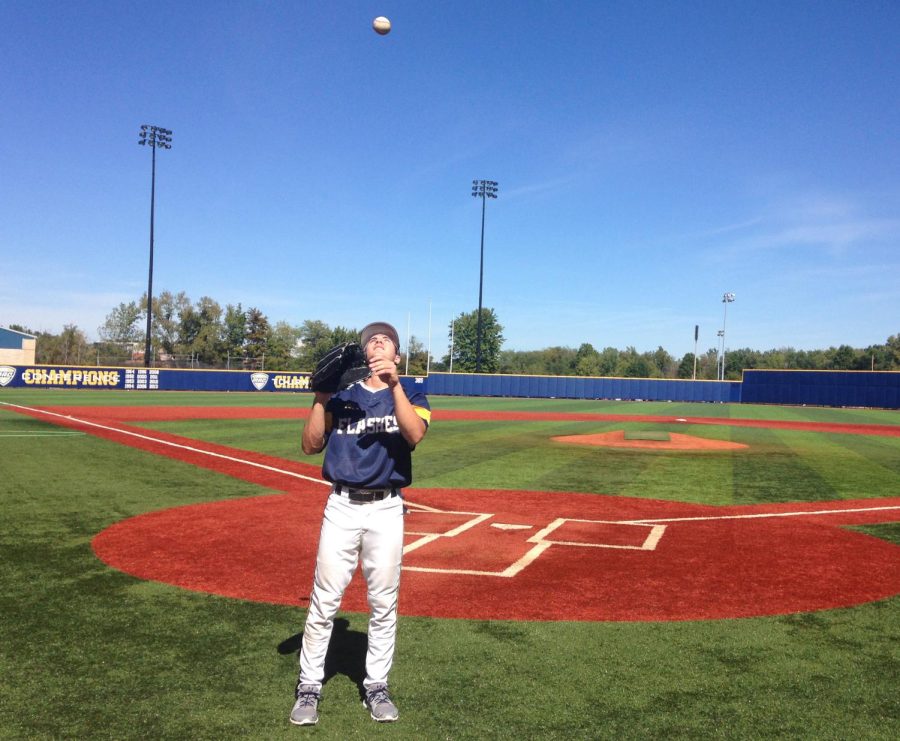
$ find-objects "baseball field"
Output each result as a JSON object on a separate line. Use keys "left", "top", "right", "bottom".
{"left": 1, "top": 388, "right": 898, "bottom": 739}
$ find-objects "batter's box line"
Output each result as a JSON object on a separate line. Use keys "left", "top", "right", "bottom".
{"left": 403, "top": 515, "right": 666, "bottom": 579}
{"left": 531, "top": 518, "right": 667, "bottom": 552}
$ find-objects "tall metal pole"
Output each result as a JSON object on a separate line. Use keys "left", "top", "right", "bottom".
{"left": 138, "top": 125, "right": 173, "bottom": 368}
{"left": 471, "top": 180, "right": 498, "bottom": 373}
{"left": 720, "top": 292, "right": 735, "bottom": 380}
{"left": 145, "top": 143, "right": 156, "bottom": 367}
{"left": 692, "top": 324, "right": 699, "bottom": 380}
{"left": 476, "top": 193, "right": 486, "bottom": 372}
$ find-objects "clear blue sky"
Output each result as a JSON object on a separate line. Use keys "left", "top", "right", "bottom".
{"left": 2, "top": 1, "right": 898, "bottom": 358}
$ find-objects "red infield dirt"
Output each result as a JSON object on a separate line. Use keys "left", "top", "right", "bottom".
{"left": 551, "top": 430, "right": 749, "bottom": 451}
{"left": 8, "top": 402, "right": 900, "bottom": 622}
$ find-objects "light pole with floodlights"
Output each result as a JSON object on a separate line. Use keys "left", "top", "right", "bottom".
{"left": 138, "top": 125, "right": 173, "bottom": 367}
{"left": 719, "top": 292, "right": 735, "bottom": 380}
{"left": 471, "top": 179, "right": 498, "bottom": 373}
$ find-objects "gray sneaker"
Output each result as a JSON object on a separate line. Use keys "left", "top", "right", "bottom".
{"left": 289, "top": 683, "right": 320, "bottom": 726}
{"left": 363, "top": 683, "right": 399, "bottom": 722}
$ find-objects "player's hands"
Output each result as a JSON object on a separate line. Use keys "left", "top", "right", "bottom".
{"left": 368, "top": 349, "right": 400, "bottom": 387}
{"left": 313, "top": 391, "right": 333, "bottom": 405}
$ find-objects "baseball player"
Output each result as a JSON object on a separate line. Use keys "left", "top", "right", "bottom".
{"left": 290, "top": 321, "right": 430, "bottom": 726}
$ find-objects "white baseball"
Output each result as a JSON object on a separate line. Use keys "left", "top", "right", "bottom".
{"left": 373, "top": 16, "right": 391, "bottom": 35}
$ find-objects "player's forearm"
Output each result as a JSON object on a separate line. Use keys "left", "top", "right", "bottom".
{"left": 301, "top": 397, "right": 328, "bottom": 454}
{"left": 392, "top": 385, "right": 427, "bottom": 446}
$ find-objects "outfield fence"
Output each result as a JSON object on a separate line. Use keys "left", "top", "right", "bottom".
{"left": 0, "top": 364, "right": 897, "bottom": 408}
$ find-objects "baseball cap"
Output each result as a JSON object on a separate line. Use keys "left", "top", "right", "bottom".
{"left": 360, "top": 321, "right": 400, "bottom": 352}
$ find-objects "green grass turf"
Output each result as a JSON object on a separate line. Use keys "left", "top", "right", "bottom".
{"left": 135, "top": 415, "right": 900, "bottom": 507}
{"left": 4, "top": 387, "right": 900, "bottom": 425}
{"left": 1, "top": 393, "right": 898, "bottom": 739}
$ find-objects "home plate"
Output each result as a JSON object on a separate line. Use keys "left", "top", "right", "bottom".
{"left": 492, "top": 523, "right": 533, "bottom": 531}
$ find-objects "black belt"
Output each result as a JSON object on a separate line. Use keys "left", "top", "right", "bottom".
{"left": 332, "top": 485, "right": 399, "bottom": 502}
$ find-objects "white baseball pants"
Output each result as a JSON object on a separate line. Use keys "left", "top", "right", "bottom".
{"left": 298, "top": 491, "right": 404, "bottom": 689}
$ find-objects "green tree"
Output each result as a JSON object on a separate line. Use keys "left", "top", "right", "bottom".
{"left": 146, "top": 290, "right": 191, "bottom": 359}
{"left": 616, "top": 347, "right": 652, "bottom": 378}
{"left": 266, "top": 321, "right": 303, "bottom": 370}
{"left": 98, "top": 301, "right": 143, "bottom": 344}
{"left": 444, "top": 309, "right": 504, "bottom": 373}
{"left": 540, "top": 346, "right": 578, "bottom": 376}
{"left": 97, "top": 301, "right": 143, "bottom": 364}
{"left": 650, "top": 346, "right": 675, "bottom": 378}
{"left": 676, "top": 353, "right": 696, "bottom": 379}
{"left": 574, "top": 343, "right": 602, "bottom": 376}
{"left": 244, "top": 307, "right": 271, "bottom": 368}
{"left": 297, "top": 320, "right": 336, "bottom": 370}
{"left": 405, "top": 335, "right": 429, "bottom": 376}
{"left": 886, "top": 334, "right": 900, "bottom": 369}
{"left": 597, "top": 347, "right": 620, "bottom": 376}
{"left": 184, "top": 297, "right": 224, "bottom": 366}
{"left": 35, "top": 325, "right": 90, "bottom": 365}
{"left": 223, "top": 304, "right": 247, "bottom": 368}
{"left": 828, "top": 344, "right": 858, "bottom": 370}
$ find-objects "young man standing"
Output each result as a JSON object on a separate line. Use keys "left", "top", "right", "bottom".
{"left": 290, "top": 321, "right": 430, "bottom": 726}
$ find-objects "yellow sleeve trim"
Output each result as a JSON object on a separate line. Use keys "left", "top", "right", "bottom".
{"left": 414, "top": 406, "right": 432, "bottom": 426}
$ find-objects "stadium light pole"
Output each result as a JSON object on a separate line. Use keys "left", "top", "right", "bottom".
{"left": 471, "top": 179, "right": 498, "bottom": 373}
{"left": 719, "top": 292, "right": 735, "bottom": 380}
{"left": 138, "top": 125, "right": 173, "bottom": 367}
{"left": 716, "top": 330, "right": 725, "bottom": 379}
{"left": 692, "top": 324, "right": 699, "bottom": 380}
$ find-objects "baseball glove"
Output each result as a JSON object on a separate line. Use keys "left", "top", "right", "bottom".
{"left": 310, "top": 342, "right": 370, "bottom": 393}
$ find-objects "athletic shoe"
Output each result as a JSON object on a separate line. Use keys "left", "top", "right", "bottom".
{"left": 363, "top": 683, "right": 399, "bottom": 722}
{"left": 290, "top": 684, "right": 321, "bottom": 726}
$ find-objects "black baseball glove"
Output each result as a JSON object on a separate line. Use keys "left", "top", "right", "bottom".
{"left": 310, "top": 342, "right": 370, "bottom": 393}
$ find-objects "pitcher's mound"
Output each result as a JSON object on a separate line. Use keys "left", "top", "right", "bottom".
{"left": 552, "top": 430, "right": 748, "bottom": 451}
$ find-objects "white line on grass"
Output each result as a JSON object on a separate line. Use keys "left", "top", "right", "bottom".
{"left": 0, "top": 402, "right": 326, "bottom": 486}
{"left": 616, "top": 505, "right": 900, "bottom": 525}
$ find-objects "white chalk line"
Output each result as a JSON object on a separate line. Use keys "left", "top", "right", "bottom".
{"left": 617, "top": 505, "right": 900, "bottom": 525}
{"left": 0, "top": 402, "right": 326, "bottom": 486}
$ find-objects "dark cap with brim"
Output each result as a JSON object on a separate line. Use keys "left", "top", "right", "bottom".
{"left": 360, "top": 321, "right": 401, "bottom": 353}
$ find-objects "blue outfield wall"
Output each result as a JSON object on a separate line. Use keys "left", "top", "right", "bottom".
{"left": 0, "top": 365, "right": 311, "bottom": 392}
{"left": 741, "top": 369, "right": 900, "bottom": 409}
{"left": 425, "top": 372, "right": 741, "bottom": 403}
{"left": 1, "top": 364, "right": 897, "bottom": 408}
{"left": 0, "top": 364, "right": 428, "bottom": 398}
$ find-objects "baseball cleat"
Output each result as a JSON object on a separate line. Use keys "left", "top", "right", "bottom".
{"left": 289, "top": 683, "right": 321, "bottom": 726}
{"left": 363, "top": 683, "right": 399, "bottom": 722}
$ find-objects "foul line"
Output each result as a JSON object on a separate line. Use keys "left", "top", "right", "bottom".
{"left": 1, "top": 402, "right": 326, "bottom": 486}
{"left": 617, "top": 505, "right": 900, "bottom": 525}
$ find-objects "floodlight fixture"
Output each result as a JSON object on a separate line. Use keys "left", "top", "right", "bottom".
{"left": 138, "top": 124, "right": 174, "bottom": 367}
{"left": 471, "top": 179, "right": 500, "bottom": 373}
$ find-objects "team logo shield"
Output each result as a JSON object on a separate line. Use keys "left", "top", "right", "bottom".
{"left": 250, "top": 372, "right": 269, "bottom": 391}
{"left": 0, "top": 366, "right": 16, "bottom": 387}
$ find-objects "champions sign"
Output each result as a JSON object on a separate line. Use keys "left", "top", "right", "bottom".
{"left": 0, "top": 365, "right": 316, "bottom": 392}
{"left": 19, "top": 367, "right": 122, "bottom": 387}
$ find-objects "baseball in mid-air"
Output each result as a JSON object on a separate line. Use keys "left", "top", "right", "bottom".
{"left": 373, "top": 16, "right": 391, "bottom": 35}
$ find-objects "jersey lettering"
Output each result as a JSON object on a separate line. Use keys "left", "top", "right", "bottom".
{"left": 334, "top": 414, "right": 399, "bottom": 436}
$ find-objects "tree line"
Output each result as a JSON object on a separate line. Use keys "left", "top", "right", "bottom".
{"left": 7, "top": 291, "right": 899, "bottom": 379}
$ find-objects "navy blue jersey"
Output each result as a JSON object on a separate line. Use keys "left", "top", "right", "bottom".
{"left": 321, "top": 382, "right": 430, "bottom": 489}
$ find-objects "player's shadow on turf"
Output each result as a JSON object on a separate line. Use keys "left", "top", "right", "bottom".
{"left": 278, "top": 618, "right": 367, "bottom": 695}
